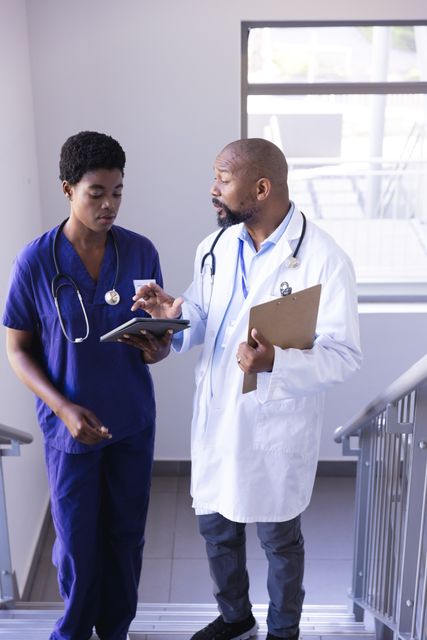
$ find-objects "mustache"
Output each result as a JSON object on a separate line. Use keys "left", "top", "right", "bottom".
{"left": 211, "top": 197, "right": 256, "bottom": 228}
{"left": 212, "top": 197, "right": 233, "bottom": 218}
{"left": 212, "top": 197, "right": 224, "bottom": 209}
{"left": 212, "top": 197, "right": 235, "bottom": 229}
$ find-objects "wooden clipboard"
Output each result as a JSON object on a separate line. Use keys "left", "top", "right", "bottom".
{"left": 242, "top": 284, "right": 322, "bottom": 394}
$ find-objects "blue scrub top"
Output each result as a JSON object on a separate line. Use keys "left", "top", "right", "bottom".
{"left": 2, "top": 223, "right": 162, "bottom": 453}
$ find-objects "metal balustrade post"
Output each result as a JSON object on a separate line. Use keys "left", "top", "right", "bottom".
{"left": 0, "top": 425, "right": 33, "bottom": 609}
{"left": 395, "top": 385, "right": 427, "bottom": 638}
{"left": 0, "top": 454, "right": 18, "bottom": 605}
{"left": 366, "top": 421, "right": 379, "bottom": 612}
{"left": 374, "top": 618, "right": 394, "bottom": 640}
{"left": 350, "top": 430, "right": 371, "bottom": 622}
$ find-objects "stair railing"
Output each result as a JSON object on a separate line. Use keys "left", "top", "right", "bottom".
{"left": 334, "top": 353, "right": 427, "bottom": 640}
{"left": 0, "top": 423, "right": 33, "bottom": 607}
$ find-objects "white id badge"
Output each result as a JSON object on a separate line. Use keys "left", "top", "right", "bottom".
{"left": 133, "top": 279, "right": 156, "bottom": 294}
{"left": 221, "top": 323, "right": 235, "bottom": 348}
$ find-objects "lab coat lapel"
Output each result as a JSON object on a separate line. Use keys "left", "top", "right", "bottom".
{"left": 201, "top": 209, "right": 305, "bottom": 358}
{"left": 232, "top": 208, "right": 305, "bottom": 326}
{"left": 204, "top": 226, "right": 240, "bottom": 347}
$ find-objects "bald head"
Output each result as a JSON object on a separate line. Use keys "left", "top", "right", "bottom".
{"left": 212, "top": 138, "right": 291, "bottom": 235}
{"left": 219, "top": 138, "right": 289, "bottom": 191}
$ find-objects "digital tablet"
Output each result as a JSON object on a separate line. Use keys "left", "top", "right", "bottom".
{"left": 100, "top": 318, "right": 190, "bottom": 342}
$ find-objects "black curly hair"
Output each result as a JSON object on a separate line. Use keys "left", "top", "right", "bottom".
{"left": 59, "top": 131, "right": 126, "bottom": 185}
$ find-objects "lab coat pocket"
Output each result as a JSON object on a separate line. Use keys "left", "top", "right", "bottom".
{"left": 254, "top": 397, "right": 312, "bottom": 454}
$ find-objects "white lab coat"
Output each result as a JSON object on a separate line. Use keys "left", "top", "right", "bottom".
{"left": 175, "top": 208, "right": 362, "bottom": 523}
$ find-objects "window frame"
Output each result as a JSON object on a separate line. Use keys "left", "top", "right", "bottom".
{"left": 241, "top": 20, "right": 427, "bottom": 302}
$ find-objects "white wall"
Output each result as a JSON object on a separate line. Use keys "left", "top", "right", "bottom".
{"left": 1, "top": 0, "right": 426, "bottom": 592}
{"left": 0, "top": 0, "right": 48, "bottom": 594}
{"left": 323, "top": 306, "right": 427, "bottom": 459}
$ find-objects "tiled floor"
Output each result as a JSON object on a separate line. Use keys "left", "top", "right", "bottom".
{"left": 29, "top": 474, "right": 358, "bottom": 609}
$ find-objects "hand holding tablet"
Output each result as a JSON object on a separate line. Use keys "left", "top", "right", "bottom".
{"left": 100, "top": 318, "right": 190, "bottom": 342}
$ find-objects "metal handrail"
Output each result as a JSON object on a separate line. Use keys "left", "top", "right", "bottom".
{"left": 334, "top": 352, "right": 427, "bottom": 443}
{"left": 0, "top": 422, "right": 33, "bottom": 606}
{"left": 0, "top": 423, "right": 32, "bottom": 446}
{"left": 336, "top": 353, "right": 427, "bottom": 638}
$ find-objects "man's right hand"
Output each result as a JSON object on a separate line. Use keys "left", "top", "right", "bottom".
{"left": 131, "top": 283, "right": 184, "bottom": 319}
{"left": 55, "top": 401, "right": 112, "bottom": 445}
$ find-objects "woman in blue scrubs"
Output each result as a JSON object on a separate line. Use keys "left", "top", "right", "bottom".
{"left": 2, "top": 131, "right": 171, "bottom": 640}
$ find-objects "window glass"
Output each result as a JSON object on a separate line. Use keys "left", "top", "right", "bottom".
{"left": 248, "top": 26, "right": 426, "bottom": 84}
{"left": 244, "top": 24, "right": 427, "bottom": 296}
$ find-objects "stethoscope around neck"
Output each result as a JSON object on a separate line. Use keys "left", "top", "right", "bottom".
{"left": 51, "top": 218, "right": 120, "bottom": 343}
{"left": 200, "top": 211, "right": 307, "bottom": 308}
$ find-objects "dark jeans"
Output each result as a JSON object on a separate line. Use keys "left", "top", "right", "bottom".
{"left": 198, "top": 512, "right": 304, "bottom": 638}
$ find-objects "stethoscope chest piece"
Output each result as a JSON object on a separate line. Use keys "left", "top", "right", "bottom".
{"left": 285, "top": 256, "right": 300, "bottom": 269}
{"left": 104, "top": 289, "right": 120, "bottom": 305}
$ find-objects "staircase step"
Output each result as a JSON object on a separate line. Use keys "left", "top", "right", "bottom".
{"left": 0, "top": 603, "right": 375, "bottom": 639}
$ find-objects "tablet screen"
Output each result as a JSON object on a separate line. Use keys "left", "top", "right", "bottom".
{"left": 100, "top": 318, "right": 190, "bottom": 342}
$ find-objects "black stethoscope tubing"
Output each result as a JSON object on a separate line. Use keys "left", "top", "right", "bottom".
{"left": 200, "top": 211, "right": 307, "bottom": 278}
{"left": 51, "top": 218, "right": 120, "bottom": 343}
{"left": 291, "top": 211, "right": 306, "bottom": 263}
{"left": 200, "top": 226, "right": 227, "bottom": 280}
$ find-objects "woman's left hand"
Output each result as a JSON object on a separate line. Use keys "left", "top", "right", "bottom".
{"left": 118, "top": 329, "right": 173, "bottom": 364}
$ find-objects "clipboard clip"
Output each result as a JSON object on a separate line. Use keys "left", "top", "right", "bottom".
{"left": 280, "top": 281, "right": 292, "bottom": 296}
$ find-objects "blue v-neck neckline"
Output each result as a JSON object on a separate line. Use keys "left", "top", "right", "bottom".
{"left": 58, "top": 231, "right": 116, "bottom": 305}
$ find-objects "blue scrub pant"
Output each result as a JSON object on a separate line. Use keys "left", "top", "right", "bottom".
{"left": 45, "top": 428, "right": 154, "bottom": 640}
{"left": 198, "top": 513, "right": 304, "bottom": 638}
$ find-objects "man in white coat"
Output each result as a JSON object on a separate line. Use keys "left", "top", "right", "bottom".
{"left": 132, "top": 139, "right": 362, "bottom": 640}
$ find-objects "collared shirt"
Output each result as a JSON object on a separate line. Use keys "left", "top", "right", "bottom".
{"left": 210, "top": 202, "right": 295, "bottom": 396}
{"left": 2, "top": 224, "right": 162, "bottom": 453}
